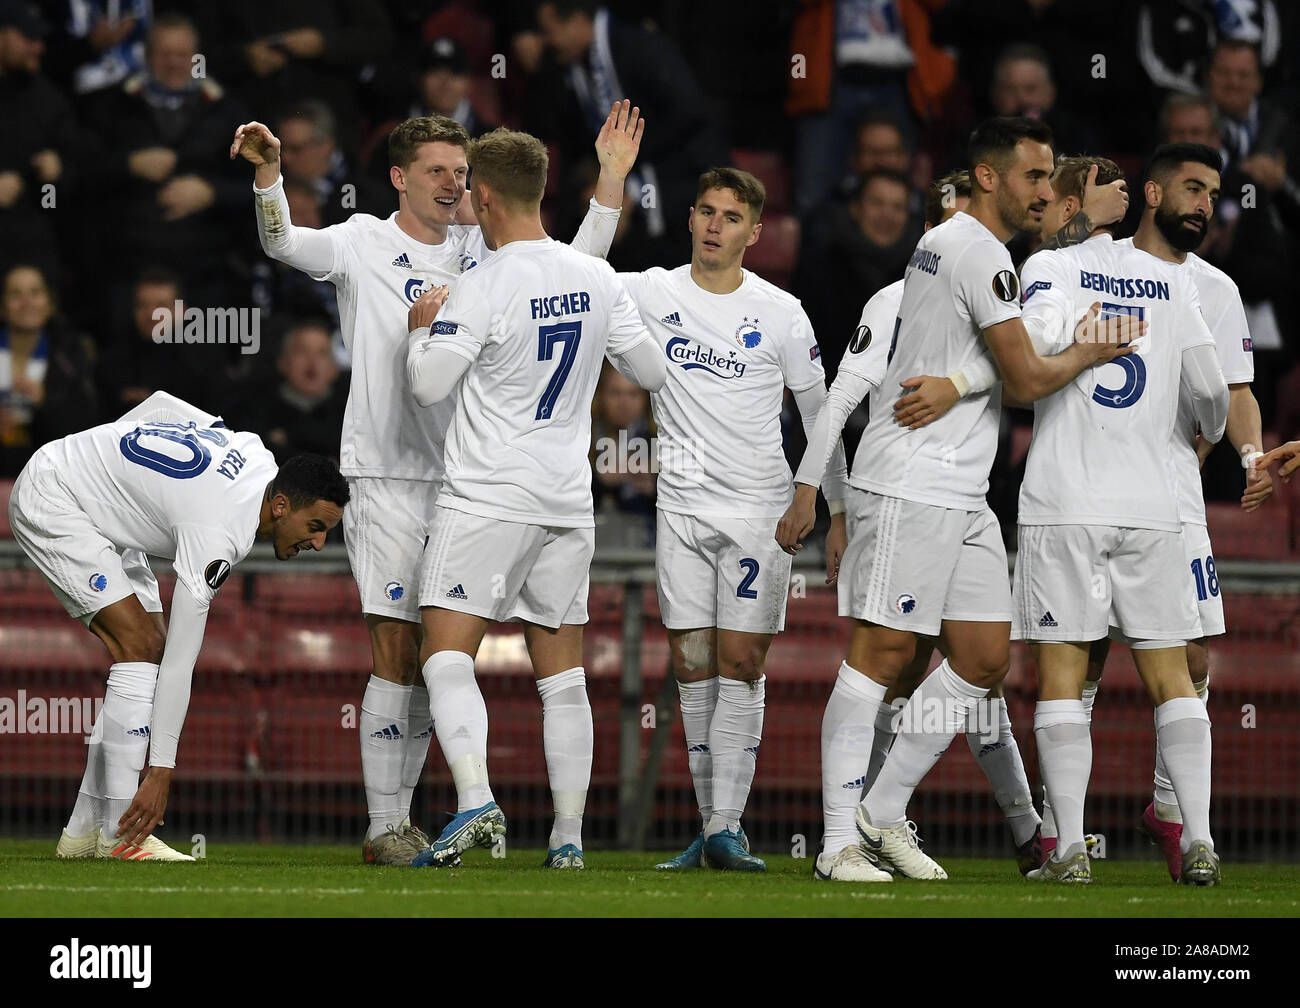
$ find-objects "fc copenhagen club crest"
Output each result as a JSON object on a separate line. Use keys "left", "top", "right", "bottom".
{"left": 735, "top": 317, "right": 763, "bottom": 349}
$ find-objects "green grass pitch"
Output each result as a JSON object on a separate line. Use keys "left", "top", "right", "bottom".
{"left": 2, "top": 841, "right": 1296, "bottom": 917}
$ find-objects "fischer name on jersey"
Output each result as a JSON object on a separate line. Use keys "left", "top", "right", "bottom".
{"left": 1018, "top": 234, "right": 1216, "bottom": 530}
{"left": 854, "top": 212, "right": 1021, "bottom": 510}
{"left": 621, "top": 265, "right": 829, "bottom": 518}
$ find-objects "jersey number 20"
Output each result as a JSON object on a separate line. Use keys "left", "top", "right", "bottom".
{"left": 536, "top": 321, "right": 583, "bottom": 420}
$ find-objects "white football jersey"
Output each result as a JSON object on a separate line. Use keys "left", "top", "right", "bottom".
{"left": 1018, "top": 234, "right": 1217, "bottom": 530}
{"left": 854, "top": 212, "right": 1019, "bottom": 509}
{"left": 1116, "top": 239, "right": 1254, "bottom": 525}
{"left": 621, "top": 265, "right": 830, "bottom": 518}
{"left": 425, "top": 238, "right": 651, "bottom": 527}
{"left": 314, "top": 213, "right": 489, "bottom": 481}
{"left": 39, "top": 405, "right": 277, "bottom": 607}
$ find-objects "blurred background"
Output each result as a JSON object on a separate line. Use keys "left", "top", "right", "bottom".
{"left": 0, "top": 0, "right": 1296, "bottom": 860}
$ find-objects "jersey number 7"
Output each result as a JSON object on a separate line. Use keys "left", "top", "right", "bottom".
{"left": 536, "top": 321, "right": 583, "bottom": 420}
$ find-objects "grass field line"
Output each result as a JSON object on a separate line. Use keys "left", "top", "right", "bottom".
{"left": 7, "top": 881, "right": 1286, "bottom": 906}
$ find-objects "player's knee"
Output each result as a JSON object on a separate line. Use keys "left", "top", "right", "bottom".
{"left": 956, "top": 651, "right": 1009, "bottom": 691}
{"left": 717, "top": 649, "right": 765, "bottom": 683}
{"left": 1186, "top": 642, "right": 1210, "bottom": 685}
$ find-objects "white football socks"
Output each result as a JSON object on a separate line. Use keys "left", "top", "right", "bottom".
{"left": 1155, "top": 697, "right": 1213, "bottom": 851}
{"left": 422, "top": 650, "right": 493, "bottom": 812}
{"left": 360, "top": 675, "right": 409, "bottom": 840}
{"left": 966, "top": 696, "right": 1039, "bottom": 846}
{"left": 400, "top": 683, "right": 434, "bottom": 823}
{"left": 864, "top": 698, "right": 899, "bottom": 793}
{"left": 536, "top": 667, "right": 592, "bottom": 850}
{"left": 1034, "top": 700, "right": 1091, "bottom": 858}
{"left": 677, "top": 677, "right": 718, "bottom": 829}
{"left": 706, "top": 676, "right": 765, "bottom": 838}
{"left": 100, "top": 662, "right": 159, "bottom": 843}
{"left": 864, "top": 660, "right": 986, "bottom": 828}
{"left": 1153, "top": 677, "right": 1208, "bottom": 818}
{"left": 1041, "top": 680, "right": 1097, "bottom": 841}
{"left": 821, "top": 663, "right": 887, "bottom": 853}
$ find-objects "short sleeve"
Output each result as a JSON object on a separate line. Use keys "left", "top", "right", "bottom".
{"left": 954, "top": 241, "right": 1022, "bottom": 331}
{"left": 1203, "top": 276, "right": 1254, "bottom": 384}
{"left": 425, "top": 276, "right": 491, "bottom": 363}
{"left": 173, "top": 526, "right": 239, "bottom": 610}
{"left": 1018, "top": 250, "right": 1075, "bottom": 353}
{"left": 606, "top": 272, "right": 653, "bottom": 358}
{"left": 777, "top": 306, "right": 827, "bottom": 392}
{"left": 836, "top": 286, "right": 897, "bottom": 391}
{"left": 1177, "top": 274, "right": 1216, "bottom": 355}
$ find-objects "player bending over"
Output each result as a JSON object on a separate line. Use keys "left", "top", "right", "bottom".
{"left": 404, "top": 128, "right": 667, "bottom": 869}
{"left": 233, "top": 102, "right": 642, "bottom": 864}
{"left": 10, "top": 392, "right": 346, "bottom": 861}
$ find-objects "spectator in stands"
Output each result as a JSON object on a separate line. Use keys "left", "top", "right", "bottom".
{"left": 95, "top": 267, "right": 228, "bottom": 420}
{"left": 988, "top": 43, "right": 1096, "bottom": 158}
{"left": 189, "top": 0, "right": 393, "bottom": 155}
{"left": 82, "top": 13, "right": 249, "bottom": 309}
{"left": 277, "top": 100, "right": 388, "bottom": 225}
{"left": 0, "top": 264, "right": 96, "bottom": 477}
{"left": 0, "top": 1, "right": 79, "bottom": 290}
{"left": 527, "top": 0, "right": 726, "bottom": 270}
{"left": 1137, "top": 0, "right": 1285, "bottom": 97}
{"left": 45, "top": 0, "right": 149, "bottom": 95}
{"left": 591, "top": 361, "right": 655, "bottom": 549}
{"left": 792, "top": 169, "right": 917, "bottom": 380}
{"left": 787, "top": 0, "right": 919, "bottom": 215}
{"left": 234, "top": 319, "right": 347, "bottom": 465}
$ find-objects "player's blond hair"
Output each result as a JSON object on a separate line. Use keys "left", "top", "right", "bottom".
{"left": 1051, "top": 155, "right": 1124, "bottom": 204}
{"left": 696, "top": 167, "right": 766, "bottom": 221}
{"left": 388, "top": 116, "right": 470, "bottom": 171}
{"left": 466, "top": 128, "right": 549, "bottom": 208}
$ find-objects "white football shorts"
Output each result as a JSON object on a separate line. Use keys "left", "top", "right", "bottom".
{"left": 655, "top": 510, "right": 793, "bottom": 634}
{"left": 418, "top": 504, "right": 592, "bottom": 628}
{"left": 9, "top": 447, "right": 161, "bottom": 626}
{"left": 1012, "top": 524, "right": 1200, "bottom": 644}
{"left": 838, "top": 490, "right": 1011, "bottom": 635}
{"left": 1181, "top": 521, "right": 1225, "bottom": 639}
{"left": 344, "top": 476, "right": 441, "bottom": 622}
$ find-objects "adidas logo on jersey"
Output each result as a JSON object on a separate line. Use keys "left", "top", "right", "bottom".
{"left": 842, "top": 776, "right": 866, "bottom": 789}
{"left": 661, "top": 311, "right": 683, "bottom": 327}
{"left": 127, "top": 726, "right": 150, "bottom": 738}
{"left": 445, "top": 583, "right": 468, "bottom": 600}
{"left": 1039, "top": 611, "right": 1059, "bottom": 628}
{"left": 370, "top": 723, "right": 403, "bottom": 740}
{"left": 392, "top": 252, "right": 413, "bottom": 269}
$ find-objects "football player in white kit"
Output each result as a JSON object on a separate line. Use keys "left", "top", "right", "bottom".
{"left": 1010, "top": 152, "right": 1230, "bottom": 885}
{"left": 232, "top": 102, "right": 643, "bottom": 864}
{"left": 1037, "top": 146, "right": 1267, "bottom": 881}
{"left": 404, "top": 128, "right": 667, "bottom": 869}
{"left": 10, "top": 391, "right": 347, "bottom": 861}
{"left": 779, "top": 118, "right": 1136, "bottom": 880}
{"left": 606, "top": 167, "right": 849, "bottom": 873}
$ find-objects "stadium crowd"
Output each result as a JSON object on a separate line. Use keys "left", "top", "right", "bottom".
{"left": 1, "top": 0, "right": 1297, "bottom": 541}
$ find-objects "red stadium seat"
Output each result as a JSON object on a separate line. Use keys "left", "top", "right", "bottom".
{"left": 744, "top": 214, "right": 799, "bottom": 289}
{"left": 730, "top": 148, "right": 791, "bottom": 214}
{"left": 1206, "top": 501, "right": 1291, "bottom": 560}
{"left": 0, "top": 479, "right": 12, "bottom": 538}
{"left": 249, "top": 572, "right": 361, "bottom": 620}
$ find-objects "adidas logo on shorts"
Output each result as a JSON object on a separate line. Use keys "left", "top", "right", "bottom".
{"left": 842, "top": 775, "right": 866, "bottom": 789}
{"left": 1039, "top": 611, "right": 1059, "bottom": 628}
{"left": 661, "top": 311, "right": 683, "bottom": 327}
{"left": 370, "top": 723, "right": 403, "bottom": 740}
{"left": 445, "top": 583, "right": 468, "bottom": 600}
{"left": 126, "top": 726, "right": 150, "bottom": 737}
{"left": 392, "top": 252, "right": 412, "bottom": 268}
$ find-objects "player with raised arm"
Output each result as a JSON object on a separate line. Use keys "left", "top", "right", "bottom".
{"left": 1011, "top": 151, "right": 1230, "bottom": 885}
{"left": 778, "top": 118, "right": 1135, "bottom": 880}
{"left": 606, "top": 167, "right": 850, "bottom": 873}
{"left": 404, "top": 128, "right": 667, "bottom": 870}
{"left": 10, "top": 391, "right": 347, "bottom": 861}
{"left": 231, "top": 102, "right": 643, "bottom": 865}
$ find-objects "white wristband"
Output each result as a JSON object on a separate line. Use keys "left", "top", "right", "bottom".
{"left": 828, "top": 499, "right": 845, "bottom": 516}
{"left": 948, "top": 370, "right": 971, "bottom": 398}
{"left": 1242, "top": 451, "right": 1264, "bottom": 469}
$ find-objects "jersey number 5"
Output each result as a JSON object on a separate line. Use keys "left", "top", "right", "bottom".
{"left": 536, "top": 321, "right": 583, "bottom": 420}
{"left": 1091, "top": 304, "right": 1147, "bottom": 409}
{"left": 120, "top": 423, "right": 229, "bottom": 479}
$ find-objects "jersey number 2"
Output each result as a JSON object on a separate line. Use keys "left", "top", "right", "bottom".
{"left": 536, "top": 321, "right": 583, "bottom": 420}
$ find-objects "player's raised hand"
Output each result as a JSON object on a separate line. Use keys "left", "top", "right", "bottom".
{"left": 894, "top": 375, "right": 960, "bottom": 430}
{"left": 408, "top": 284, "right": 450, "bottom": 333}
{"left": 1073, "top": 301, "right": 1142, "bottom": 364}
{"left": 1080, "top": 163, "right": 1129, "bottom": 227}
{"left": 595, "top": 100, "right": 644, "bottom": 181}
{"left": 1242, "top": 456, "right": 1273, "bottom": 511}
{"left": 230, "top": 121, "right": 281, "bottom": 165}
{"left": 117, "top": 767, "right": 171, "bottom": 848}
{"left": 1258, "top": 439, "right": 1300, "bottom": 483}
{"left": 824, "top": 512, "right": 846, "bottom": 586}
{"left": 776, "top": 484, "right": 818, "bottom": 555}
